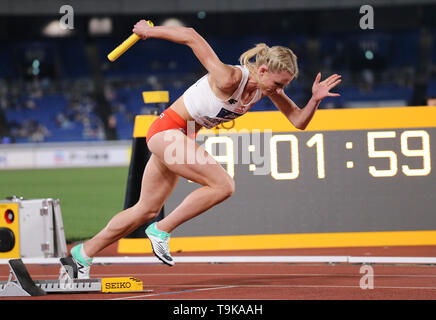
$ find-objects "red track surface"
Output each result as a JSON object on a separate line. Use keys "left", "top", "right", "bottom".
{"left": 1, "top": 244, "right": 436, "bottom": 300}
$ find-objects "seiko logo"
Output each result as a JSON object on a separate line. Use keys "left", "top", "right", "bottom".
{"left": 105, "top": 282, "right": 132, "bottom": 289}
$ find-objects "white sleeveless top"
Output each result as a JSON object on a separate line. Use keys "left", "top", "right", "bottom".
{"left": 183, "top": 65, "right": 262, "bottom": 129}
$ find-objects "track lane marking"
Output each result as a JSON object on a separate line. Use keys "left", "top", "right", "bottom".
{"left": 111, "top": 285, "right": 238, "bottom": 300}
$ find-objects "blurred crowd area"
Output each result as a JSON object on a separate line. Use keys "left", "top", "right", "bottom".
{"left": 1, "top": 7, "right": 436, "bottom": 143}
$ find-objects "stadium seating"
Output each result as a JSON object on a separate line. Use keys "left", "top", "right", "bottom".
{"left": 1, "top": 30, "right": 429, "bottom": 143}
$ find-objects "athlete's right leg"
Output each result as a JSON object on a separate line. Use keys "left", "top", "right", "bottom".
{"left": 147, "top": 129, "right": 235, "bottom": 234}
{"left": 142, "top": 129, "right": 235, "bottom": 265}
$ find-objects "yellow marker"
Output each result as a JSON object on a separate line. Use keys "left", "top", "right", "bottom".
{"left": 142, "top": 91, "right": 169, "bottom": 103}
{"left": 101, "top": 277, "right": 143, "bottom": 293}
{"left": 107, "top": 20, "right": 154, "bottom": 62}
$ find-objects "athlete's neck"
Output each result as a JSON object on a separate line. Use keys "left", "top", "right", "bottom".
{"left": 242, "top": 73, "right": 262, "bottom": 101}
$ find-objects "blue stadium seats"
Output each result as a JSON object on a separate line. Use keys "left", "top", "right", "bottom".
{"left": 5, "top": 94, "right": 104, "bottom": 143}
{"left": 2, "top": 30, "right": 428, "bottom": 143}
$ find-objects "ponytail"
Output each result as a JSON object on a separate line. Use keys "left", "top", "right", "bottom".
{"left": 239, "top": 43, "right": 269, "bottom": 74}
{"left": 239, "top": 43, "right": 299, "bottom": 78}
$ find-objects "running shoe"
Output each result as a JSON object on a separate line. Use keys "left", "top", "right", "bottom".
{"left": 60, "top": 244, "right": 92, "bottom": 279}
{"left": 145, "top": 222, "right": 174, "bottom": 266}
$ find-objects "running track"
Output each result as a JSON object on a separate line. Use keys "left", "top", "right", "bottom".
{"left": 1, "top": 245, "right": 436, "bottom": 301}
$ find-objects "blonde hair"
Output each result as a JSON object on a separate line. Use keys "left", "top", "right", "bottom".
{"left": 239, "top": 43, "right": 299, "bottom": 78}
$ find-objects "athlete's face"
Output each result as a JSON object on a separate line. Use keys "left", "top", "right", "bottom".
{"left": 257, "top": 65, "right": 294, "bottom": 95}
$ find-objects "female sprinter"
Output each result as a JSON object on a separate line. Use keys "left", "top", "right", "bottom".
{"left": 66, "top": 20, "right": 341, "bottom": 278}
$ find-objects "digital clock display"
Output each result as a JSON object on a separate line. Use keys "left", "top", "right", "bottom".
{"left": 162, "top": 107, "right": 436, "bottom": 238}
{"left": 196, "top": 129, "right": 431, "bottom": 180}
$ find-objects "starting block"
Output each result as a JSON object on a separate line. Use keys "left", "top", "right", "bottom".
{"left": 0, "top": 258, "right": 151, "bottom": 297}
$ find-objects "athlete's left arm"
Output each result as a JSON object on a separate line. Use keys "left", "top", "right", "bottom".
{"left": 269, "top": 73, "right": 341, "bottom": 130}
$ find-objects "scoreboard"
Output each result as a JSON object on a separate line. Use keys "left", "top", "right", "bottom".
{"left": 118, "top": 106, "right": 436, "bottom": 253}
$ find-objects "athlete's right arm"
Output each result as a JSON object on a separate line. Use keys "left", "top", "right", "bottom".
{"left": 133, "top": 21, "right": 240, "bottom": 93}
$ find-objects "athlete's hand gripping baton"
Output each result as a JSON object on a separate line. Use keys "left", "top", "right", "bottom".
{"left": 107, "top": 20, "right": 154, "bottom": 62}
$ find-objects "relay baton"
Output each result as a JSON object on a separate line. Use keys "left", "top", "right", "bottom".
{"left": 107, "top": 20, "right": 154, "bottom": 62}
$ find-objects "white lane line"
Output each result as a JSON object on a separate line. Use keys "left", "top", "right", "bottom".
{"left": 3, "top": 255, "right": 436, "bottom": 265}
{"left": 111, "top": 285, "right": 238, "bottom": 300}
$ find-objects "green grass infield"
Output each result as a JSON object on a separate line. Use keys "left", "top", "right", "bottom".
{"left": 0, "top": 166, "right": 129, "bottom": 242}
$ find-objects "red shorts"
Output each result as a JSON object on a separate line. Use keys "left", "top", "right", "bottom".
{"left": 146, "top": 108, "right": 196, "bottom": 144}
